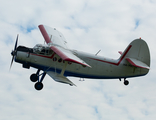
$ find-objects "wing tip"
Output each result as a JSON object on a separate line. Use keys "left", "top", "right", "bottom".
{"left": 38, "top": 24, "right": 51, "bottom": 44}
{"left": 38, "top": 24, "right": 43, "bottom": 27}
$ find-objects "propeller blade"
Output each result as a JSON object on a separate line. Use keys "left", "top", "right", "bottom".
{"left": 10, "top": 55, "right": 15, "bottom": 70}
{"left": 10, "top": 34, "right": 19, "bottom": 70}
{"left": 14, "top": 34, "right": 19, "bottom": 51}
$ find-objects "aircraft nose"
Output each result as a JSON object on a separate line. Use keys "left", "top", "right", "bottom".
{"left": 11, "top": 51, "right": 14, "bottom": 56}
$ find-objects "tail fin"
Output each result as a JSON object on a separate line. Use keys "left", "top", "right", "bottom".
{"left": 120, "top": 39, "right": 150, "bottom": 69}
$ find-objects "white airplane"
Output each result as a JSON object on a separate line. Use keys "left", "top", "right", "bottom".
{"left": 10, "top": 24, "right": 150, "bottom": 90}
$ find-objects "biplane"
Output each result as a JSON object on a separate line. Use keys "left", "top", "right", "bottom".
{"left": 10, "top": 25, "right": 150, "bottom": 90}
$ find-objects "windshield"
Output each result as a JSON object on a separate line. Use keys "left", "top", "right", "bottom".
{"left": 33, "top": 44, "right": 53, "bottom": 55}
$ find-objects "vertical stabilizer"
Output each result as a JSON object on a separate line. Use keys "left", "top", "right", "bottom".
{"left": 120, "top": 39, "right": 150, "bottom": 70}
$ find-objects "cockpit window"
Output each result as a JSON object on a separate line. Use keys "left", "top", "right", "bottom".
{"left": 33, "top": 44, "right": 53, "bottom": 55}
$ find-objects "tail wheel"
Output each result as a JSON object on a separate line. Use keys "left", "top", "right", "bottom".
{"left": 124, "top": 80, "right": 129, "bottom": 86}
{"left": 34, "top": 82, "right": 43, "bottom": 90}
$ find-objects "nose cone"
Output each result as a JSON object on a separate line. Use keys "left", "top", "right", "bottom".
{"left": 11, "top": 50, "right": 17, "bottom": 56}
{"left": 11, "top": 51, "right": 14, "bottom": 56}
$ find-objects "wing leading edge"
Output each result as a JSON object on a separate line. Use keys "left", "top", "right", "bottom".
{"left": 38, "top": 24, "right": 91, "bottom": 67}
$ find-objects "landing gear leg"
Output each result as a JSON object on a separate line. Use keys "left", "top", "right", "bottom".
{"left": 124, "top": 78, "right": 129, "bottom": 86}
{"left": 30, "top": 69, "right": 46, "bottom": 91}
{"left": 34, "top": 72, "right": 46, "bottom": 91}
{"left": 119, "top": 78, "right": 129, "bottom": 86}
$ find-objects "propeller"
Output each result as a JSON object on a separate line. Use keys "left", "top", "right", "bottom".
{"left": 10, "top": 34, "right": 19, "bottom": 70}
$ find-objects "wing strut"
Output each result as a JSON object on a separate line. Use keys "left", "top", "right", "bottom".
{"left": 60, "top": 61, "right": 68, "bottom": 76}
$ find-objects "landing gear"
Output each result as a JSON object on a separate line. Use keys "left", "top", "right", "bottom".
{"left": 124, "top": 79, "right": 129, "bottom": 86}
{"left": 30, "top": 69, "right": 46, "bottom": 91}
{"left": 119, "top": 78, "right": 129, "bottom": 86}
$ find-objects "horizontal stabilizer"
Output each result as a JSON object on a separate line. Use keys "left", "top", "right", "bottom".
{"left": 47, "top": 71, "right": 76, "bottom": 86}
{"left": 126, "top": 58, "right": 150, "bottom": 69}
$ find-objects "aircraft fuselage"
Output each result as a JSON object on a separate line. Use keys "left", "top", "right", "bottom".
{"left": 15, "top": 45, "right": 148, "bottom": 80}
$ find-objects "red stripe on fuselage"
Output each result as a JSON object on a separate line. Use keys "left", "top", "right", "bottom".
{"left": 89, "top": 45, "right": 132, "bottom": 65}
{"left": 30, "top": 52, "right": 56, "bottom": 59}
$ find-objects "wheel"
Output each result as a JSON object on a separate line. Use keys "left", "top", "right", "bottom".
{"left": 34, "top": 82, "right": 43, "bottom": 90}
{"left": 124, "top": 80, "right": 129, "bottom": 86}
{"left": 30, "top": 74, "right": 38, "bottom": 82}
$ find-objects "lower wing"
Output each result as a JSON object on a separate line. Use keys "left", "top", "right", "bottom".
{"left": 47, "top": 71, "right": 76, "bottom": 86}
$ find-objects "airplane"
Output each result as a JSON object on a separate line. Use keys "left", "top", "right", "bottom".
{"left": 10, "top": 24, "right": 150, "bottom": 90}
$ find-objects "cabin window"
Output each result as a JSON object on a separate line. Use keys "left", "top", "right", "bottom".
{"left": 58, "top": 58, "right": 62, "bottom": 63}
{"left": 53, "top": 57, "right": 57, "bottom": 61}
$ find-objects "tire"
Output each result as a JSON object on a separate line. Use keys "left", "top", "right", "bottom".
{"left": 124, "top": 80, "right": 129, "bottom": 86}
{"left": 30, "top": 74, "right": 38, "bottom": 82}
{"left": 34, "top": 82, "right": 43, "bottom": 90}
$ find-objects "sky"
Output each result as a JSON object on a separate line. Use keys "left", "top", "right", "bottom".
{"left": 0, "top": 0, "right": 156, "bottom": 120}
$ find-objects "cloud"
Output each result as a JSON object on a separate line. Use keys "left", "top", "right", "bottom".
{"left": 0, "top": 0, "right": 156, "bottom": 120}
{"left": 18, "top": 25, "right": 37, "bottom": 33}
{"left": 134, "top": 19, "right": 140, "bottom": 29}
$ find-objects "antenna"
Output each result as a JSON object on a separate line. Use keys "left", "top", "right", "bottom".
{"left": 95, "top": 50, "right": 101, "bottom": 56}
{"left": 50, "top": 35, "right": 52, "bottom": 40}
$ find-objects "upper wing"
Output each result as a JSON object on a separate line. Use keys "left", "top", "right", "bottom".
{"left": 38, "top": 24, "right": 68, "bottom": 48}
{"left": 38, "top": 24, "right": 91, "bottom": 67}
